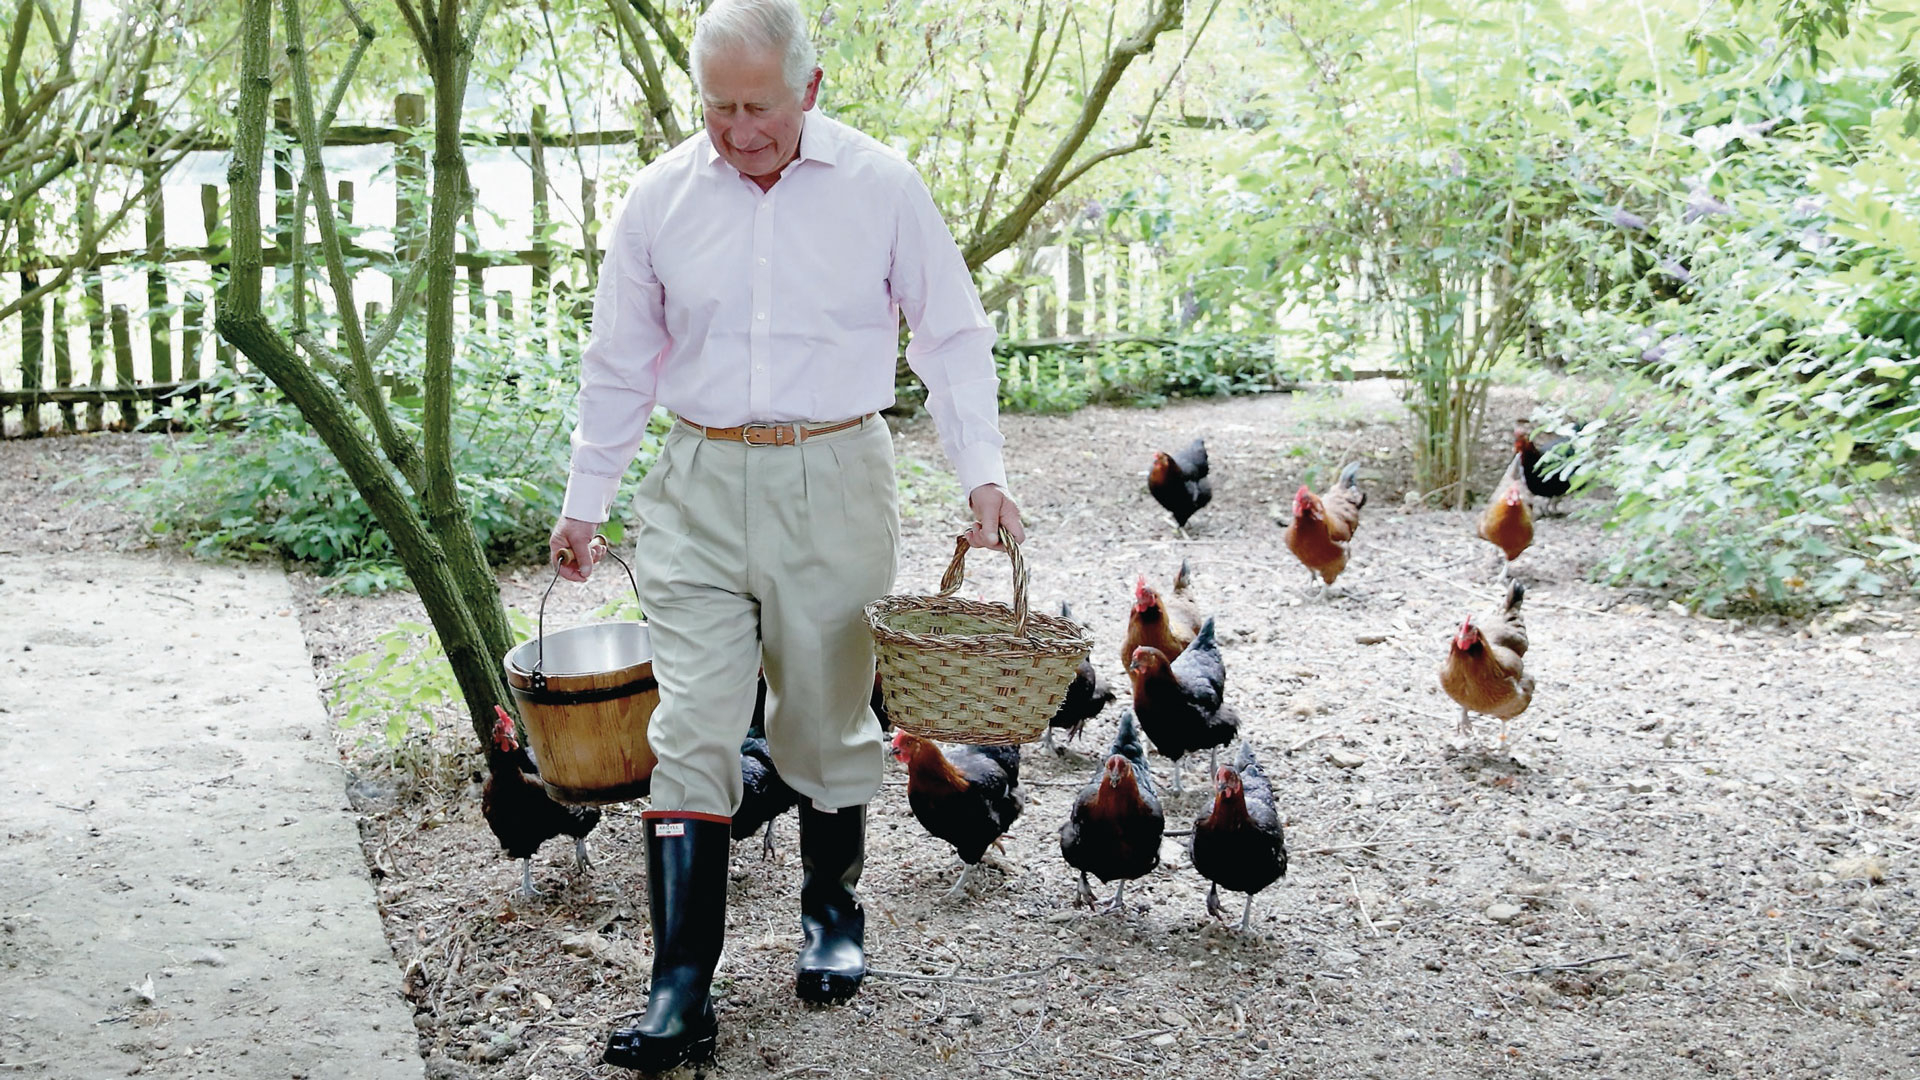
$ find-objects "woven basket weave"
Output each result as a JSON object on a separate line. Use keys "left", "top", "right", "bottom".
{"left": 866, "top": 530, "right": 1093, "bottom": 746}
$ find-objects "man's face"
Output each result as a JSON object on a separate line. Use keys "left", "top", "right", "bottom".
{"left": 699, "top": 44, "right": 821, "bottom": 185}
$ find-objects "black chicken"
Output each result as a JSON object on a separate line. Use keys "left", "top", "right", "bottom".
{"left": 1513, "top": 420, "right": 1582, "bottom": 514}
{"left": 1127, "top": 616, "right": 1239, "bottom": 794}
{"left": 1043, "top": 602, "right": 1117, "bottom": 753}
{"left": 483, "top": 706, "right": 602, "bottom": 898}
{"left": 890, "top": 732, "right": 1024, "bottom": 901}
{"left": 734, "top": 678, "right": 800, "bottom": 857}
{"left": 1190, "top": 742, "right": 1286, "bottom": 932}
{"left": 1148, "top": 437, "right": 1211, "bottom": 531}
{"left": 1059, "top": 711, "right": 1164, "bottom": 912}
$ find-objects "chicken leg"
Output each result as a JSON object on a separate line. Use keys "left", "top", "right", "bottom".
{"left": 520, "top": 859, "right": 538, "bottom": 899}
{"left": 1169, "top": 758, "right": 1185, "bottom": 795}
{"left": 760, "top": 818, "right": 779, "bottom": 859}
{"left": 574, "top": 836, "right": 592, "bottom": 873}
{"left": 1098, "top": 880, "right": 1128, "bottom": 915}
{"left": 944, "top": 860, "right": 982, "bottom": 902}
{"left": 1456, "top": 705, "right": 1475, "bottom": 737}
{"left": 1237, "top": 893, "right": 1254, "bottom": 933}
{"left": 1076, "top": 870, "right": 1095, "bottom": 907}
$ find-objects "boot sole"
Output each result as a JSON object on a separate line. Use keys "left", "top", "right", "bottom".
{"left": 603, "top": 1029, "right": 717, "bottom": 1072}
{"left": 795, "top": 970, "right": 864, "bottom": 1004}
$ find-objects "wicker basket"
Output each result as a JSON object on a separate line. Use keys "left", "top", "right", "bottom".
{"left": 865, "top": 530, "right": 1093, "bottom": 745}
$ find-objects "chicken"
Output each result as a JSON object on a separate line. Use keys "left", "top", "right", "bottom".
{"left": 1127, "top": 616, "right": 1239, "bottom": 794}
{"left": 1513, "top": 421, "right": 1580, "bottom": 514}
{"left": 1059, "top": 711, "right": 1164, "bottom": 912}
{"left": 870, "top": 669, "right": 892, "bottom": 733}
{"left": 1043, "top": 602, "right": 1117, "bottom": 753}
{"left": 734, "top": 678, "right": 799, "bottom": 857}
{"left": 1148, "top": 437, "right": 1211, "bottom": 531}
{"left": 1479, "top": 452, "right": 1534, "bottom": 572}
{"left": 1190, "top": 742, "right": 1287, "bottom": 932}
{"left": 890, "top": 732, "right": 1025, "bottom": 900}
{"left": 1438, "top": 580, "right": 1535, "bottom": 746}
{"left": 482, "top": 706, "right": 602, "bottom": 898}
{"left": 1120, "top": 560, "right": 1203, "bottom": 668}
{"left": 1283, "top": 461, "right": 1366, "bottom": 587}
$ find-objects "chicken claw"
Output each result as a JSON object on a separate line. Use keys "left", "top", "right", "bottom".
{"left": 1096, "top": 880, "right": 1129, "bottom": 915}
{"left": 1456, "top": 706, "right": 1475, "bottom": 737}
{"left": 1204, "top": 882, "right": 1223, "bottom": 921}
{"left": 1075, "top": 870, "right": 1095, "bottom": 908}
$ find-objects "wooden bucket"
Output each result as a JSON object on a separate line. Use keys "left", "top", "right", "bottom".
{"left": 502, "top": 545, "right": 657, "bottom": 804}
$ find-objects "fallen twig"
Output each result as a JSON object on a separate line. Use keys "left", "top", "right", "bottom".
{"left": 1307, "top": 834, "right": 1466, "bottom": 855}
{"left": 1500, "top": 952, "right": 1631, "bottom": 977}
{"left": 868, "top": 954, "right": 1101, "bottom": 985}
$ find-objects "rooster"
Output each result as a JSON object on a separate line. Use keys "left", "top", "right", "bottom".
{"left": 1284, "top": 462, "right": 1366, "bottom": 588}
{"left": 1513, "top": 421, "right": 1581, "bottom": 514}
{"left": 1121, "top": 561, "right": 1203, "bottom": 668}
{"left": 1043, "top": 602, "right": 1117, "bottom": 753}
{"left": 1127, "top": 616, "right": 1239, "bottom": 794}
{"left": 1148, "top": 437, "right": 1211, "bottom": 531}
{"left": 1438, "top": 580, "right": 1535, "bottom": 746}
{"left": 482, "top": 706, "right": 602, "bottom": 898}
{"left": 1479, "top": 453, "right": 1534, "bottom": 574}
{"left": 890, "top": 732, "right": 1025, "bottom": 900}
{"left": 1059, "top": 711, "right": 1164, "bottom": 913}
{"left": 734, "top": 678, "right": 800, "bottom": 857}
{"left": 1190, "top": 742, "right": 1287, "bottom": 932}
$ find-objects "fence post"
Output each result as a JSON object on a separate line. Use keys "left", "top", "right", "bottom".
{"left": 182, "top": 290, "right": 205, "bottom": 407}
{"left": 273, "top": 97, "right": 294, "bottom": 259}
{"left": 146, "top": 116, "right": 173, "bottom": 386}
{"left": 463, "top": 202, "right": 486, "bottom": 325}
{"left": 1066, "top": 239, "right": 1085, "bottom": 337}
{"left": 394, "top": 93, "right": 426, "bottom": 280}
{"left": 18, "top": 216, "right": 42, "bottom": 436}
{"left": 84, "top": 261, "right": 106, "bottom": 431}
{"left": 581, "top": 176, "right": 599, "bottom": 286}
{"left": 110, "top": 304, "right": 137, "bottom": 430}
{"left": 201, "top": 184, "right": 235, "bottom": 373}
{"left": 530, "top": 105, "right": 552, "bottom": 362}
{"left": 53, "top": 292, "right": 75, "bottom": 432}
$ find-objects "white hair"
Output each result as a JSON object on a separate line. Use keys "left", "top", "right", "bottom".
{"left": 691, "top": 0, "right": 819, "bottom": 100}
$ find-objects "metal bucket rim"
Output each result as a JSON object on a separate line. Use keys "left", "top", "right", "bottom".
{"left": 504, "top": 620, "right": 652, "bottom": 680}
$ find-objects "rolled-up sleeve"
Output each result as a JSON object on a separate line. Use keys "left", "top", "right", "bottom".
{"left": 563, "top": 189, "right": 670, "bottom": 523}
{"left": 890, "top": 171, "right": 1007, "bottom": 497}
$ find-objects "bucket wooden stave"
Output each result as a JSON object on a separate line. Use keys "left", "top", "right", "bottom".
{"left": 502, "top": 541, "right": 658, "bottom": 805}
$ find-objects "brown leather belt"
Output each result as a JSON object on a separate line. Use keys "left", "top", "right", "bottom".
{"left": 677, "top": 413, "right": 874, "bottom": 446}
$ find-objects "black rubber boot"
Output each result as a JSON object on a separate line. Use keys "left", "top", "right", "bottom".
{"left": 604, "top": 816, "right": 730, "bottom": 1072}
{"left": 795, "top": 802, "right": 867, "bottom": 1003}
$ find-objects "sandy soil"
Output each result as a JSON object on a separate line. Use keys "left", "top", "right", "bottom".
{"left": 6, "top": 382, "right": 1919, "bottom": 1079}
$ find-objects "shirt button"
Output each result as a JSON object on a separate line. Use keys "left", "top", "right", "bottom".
{"left": 755, "top": 364, "right": 765, "bottom": 373}
{"left": 757, "top": 257, "right": 768, "bottom": 266}
{"left": 756, "top": 312, "right": 766, "bottom": 320}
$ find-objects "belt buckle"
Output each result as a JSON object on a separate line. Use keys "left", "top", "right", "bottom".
{"left": 741, "top": 423, "right": 794, "bottom": 446}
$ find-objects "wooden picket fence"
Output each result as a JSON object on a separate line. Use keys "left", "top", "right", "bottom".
{"left": 1, "top": 95, "right": 1186, "bottom": 439}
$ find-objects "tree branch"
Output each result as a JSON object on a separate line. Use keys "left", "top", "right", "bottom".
{"left": 280, "top": 0, "right": 424, "bottom": 485}
{"left": 627, "top": 0, "right": 688, "bottom": 77}
{"left": 606, "top": 0, "right": 683, "bottom": 143}
{"left": 961, "top": 0, "right": 1189, "bottom": 271}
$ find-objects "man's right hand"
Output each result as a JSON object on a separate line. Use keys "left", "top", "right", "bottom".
{"left": 549, "top": 516, "right": 605, "bottom": 582}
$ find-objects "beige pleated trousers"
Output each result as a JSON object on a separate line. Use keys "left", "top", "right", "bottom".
{"left": 631, "top": 415, "right": 899, "bottom": 819}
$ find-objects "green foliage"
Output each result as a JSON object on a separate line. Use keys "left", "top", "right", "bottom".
{"left": 1537, "top": 74, "right": 1920, "bottom": 613}
{"left": 995, "top": 334, "right": 1288, "bottom": 412}
{"left": 332, "top": 609, "right": 535, "bottom": 746}
{"left": 126, "top": 305, "right": 671, "bottom": 590}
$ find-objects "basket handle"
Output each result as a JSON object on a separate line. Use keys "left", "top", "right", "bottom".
{"left": 935, "top": 527, "right": 1030, "bottom": 635}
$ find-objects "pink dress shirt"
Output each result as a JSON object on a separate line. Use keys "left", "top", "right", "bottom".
{"left": 562, "top": 111, "right": 1007, "bottom": 523}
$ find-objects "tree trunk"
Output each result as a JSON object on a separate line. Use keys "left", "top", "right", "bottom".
{"left": 219, "top": 0, "right": 514, "bottom": 747}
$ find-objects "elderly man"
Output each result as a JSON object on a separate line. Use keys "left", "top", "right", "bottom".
{"left": 548, "top": 0, "right": 1022, "bottom": 1070}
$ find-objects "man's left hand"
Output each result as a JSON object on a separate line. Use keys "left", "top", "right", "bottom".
{"left": 966, "top": 484, "right": 1026, "bottom": 551}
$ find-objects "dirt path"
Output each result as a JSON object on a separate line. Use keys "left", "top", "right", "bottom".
{"left": 0, "top": 552, "right": 422, "bottom": 1079}
{"left": 6, "top": 383, "right": 1919, "bottom": 1078}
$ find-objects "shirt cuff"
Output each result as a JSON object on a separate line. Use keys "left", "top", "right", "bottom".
{"left": 953, "top": 444, "right": 1008, "bottom": 502}
{"left": 561, "top": 472, "right": 619, "bottom": 524}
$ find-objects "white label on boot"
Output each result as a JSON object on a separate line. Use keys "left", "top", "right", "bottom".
{"left": 654, "top": 821, "right": 687, "bottom": 837}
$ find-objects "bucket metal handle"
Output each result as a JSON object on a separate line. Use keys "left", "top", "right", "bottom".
{"left": 534, "top": 534, "right": 641, "bottom": 690}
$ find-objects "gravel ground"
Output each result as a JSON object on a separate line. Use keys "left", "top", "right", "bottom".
{"left": 7, "top": 381, "right": 1918, "bottom": 1080}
